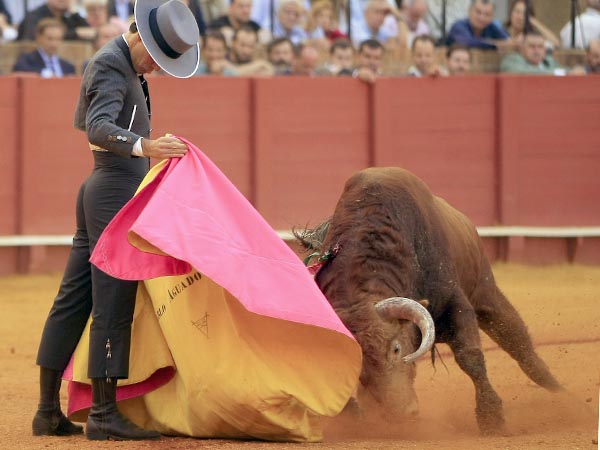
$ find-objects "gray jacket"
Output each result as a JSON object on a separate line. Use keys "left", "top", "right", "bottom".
{"left": 74, "top": 36, "right": 151, "bottom": 158}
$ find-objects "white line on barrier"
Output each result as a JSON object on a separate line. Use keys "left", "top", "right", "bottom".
{"left": 0, "top": 227, "right": 599, "bottom": 247}
{"left": 475, "top": 226, "right": 600, "bottom": 238}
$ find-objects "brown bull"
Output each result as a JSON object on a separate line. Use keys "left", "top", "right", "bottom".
{"left": 296, "top": 167, "right": 560, "bottom": 434}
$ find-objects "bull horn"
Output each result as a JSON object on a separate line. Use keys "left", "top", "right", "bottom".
{"left": 374, "top": 297, "right": 435, "bottom": 364}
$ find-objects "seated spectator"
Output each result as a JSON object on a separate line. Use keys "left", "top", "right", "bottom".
{"left": 273, "top": 0, "right": 308, "bottom": 45}
{"left": 500, "top": 31, "right": 565, "bottom": 75}
{"left": 199, "top": 0, "right": 228, "bottom": 27}
{"left": 353, "top": 38, "right": 384, "bottom": 83}
{"left": 209, "top": 0, "right": 261, "bottom": 44}
{"left": 425, "top": 0, "right": 471, "bottom": 41}
{"left": 267, "top": 36, "right": 295, "bottom": 74}
{"left": 504, "top": 0, "right": 559, "bottom": 49}
{"left": 397, "top": 0, "right": 430, "bottom": 47}
{"left": 195, "top": 29, "right": 237, "bottom": 75}
{"left": 583, "top": 38, "right": 600, "bottom": 74}
{"left": 291, "top": 43, "right": 319, "bottom": 75}
{"left": 560, "top": 0, "right": 600, "bottom": 49}
{"left": 0, "top": 0, "right": 17, "bottom": 41}
{"left": 18, "top": 0, "right": 90, "bottom": 41}
{"left": 179, "top": 0, "right": 208, "bottom": 37}
{"left": 406, "top": 34, "right": 447, "bottom": 76}
{"left": 251, "top": 0, "right": 309, "bottom": 33}
{"left": 306, "top": 0, "right": 346, "bottom": 49}
{"left": 229, "top": 26, "right": 273, "bottom": 75}
{"left": 346, "top": 0, "right": 399, "bottom": 43}
{"left": 81, "top": 21, "right": 122, "bottom": 72}
{"left": 587, "top": 38, "right": 600, "bottom": 73}
{"left": 351, "top": 0, "right": 398, "bottom": 48}
{"left": 315, "top": 37, "right": 355, "bottom": 75}
{"left": 446, "top": 44, "right": 472, "bottom": 75}
{"left": 76, "top": 0, "right": 110, "bottom": 41}
{"left": 446, "top": 0, "right": 512, "bottom": 50}
{"left": 229, "top": 25, "right": 257, "bottom": 64}
{"left": 13, "top": 18, "right": 76, "bottom": 77}
{"left": 83, "top": 0, "right": 109, "bottom": 27}
{"left": 107, "top": 0, "right": 133, "bottom": 23}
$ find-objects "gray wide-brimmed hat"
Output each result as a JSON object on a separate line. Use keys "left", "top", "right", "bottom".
{"left": 135, "top": 0, "right": 200, "bottom": 78}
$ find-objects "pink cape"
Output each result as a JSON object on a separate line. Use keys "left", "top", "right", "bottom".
{"left": 90, "top": 137, "right": 352, "bottom": 337}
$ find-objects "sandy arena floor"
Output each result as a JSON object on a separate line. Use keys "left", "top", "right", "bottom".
{"left": 1, "top": 264, "right": 598, "bottom": 450}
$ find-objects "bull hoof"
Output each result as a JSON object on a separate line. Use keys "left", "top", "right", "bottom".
{"left": 475, "top": 398, "right": 506, "bottom": 436}
{"left": 479, "top": 424, "right": 512, "bottom": 437}
{"left": 477, "top": 411, "right": 508, "bottom": 436}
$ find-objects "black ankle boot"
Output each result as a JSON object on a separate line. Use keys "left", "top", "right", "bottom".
{"left": 32, "top": 367, "right": 84, "bottom": 436}
{"left": 86, "top": 377, "right": 160, "bottom": 441}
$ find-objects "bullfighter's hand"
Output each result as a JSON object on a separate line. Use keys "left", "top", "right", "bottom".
{"left": 141, "top": 136, "right": 188, "bottom": 159}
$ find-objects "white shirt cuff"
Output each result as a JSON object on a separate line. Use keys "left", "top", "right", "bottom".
{"left": 3, "top": 27, "right": 17, "bottom": 41}
{"left": 132, "top": 137, "right": 144, "bottom": 156}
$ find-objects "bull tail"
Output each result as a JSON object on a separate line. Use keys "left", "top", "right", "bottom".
{"left": 472, "top": 284, "right": 562, "bottom": 392}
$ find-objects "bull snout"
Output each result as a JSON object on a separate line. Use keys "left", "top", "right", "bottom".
{"left": 384, "top": 398, "right": 420, "bottom": 422}
{"left": 403, "top": 398, "right": 420, "bottom": 419}
{"left": 356, "top": 384, "right": 421, "bottom": 422}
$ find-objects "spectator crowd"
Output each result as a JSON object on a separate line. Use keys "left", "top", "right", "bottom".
{"left": 1, "top": 0, "right": 600, "bottom": 80}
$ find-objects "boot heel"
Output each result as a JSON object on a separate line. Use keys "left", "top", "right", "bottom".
{"left": 87, "top": 378, "right": 161, "bottom": 441}
{"left": 32, "top": 414, "right": 52, "bottom": 436}
{"left": 86, "top": 429, "right": 109, "bottom": 440}
{"left": 33, "top": 367, "right": 83, "bottom": 436}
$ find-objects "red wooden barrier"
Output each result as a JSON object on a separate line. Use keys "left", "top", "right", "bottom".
{"left": 19, "top": 77, "right": 90, "bottom": 272}
{"left": 499, "top": 75, "right": 600, "bottom": 226}
{"left": 254, "top": 77, "right": 371, "bottom": 230}
{"left": 151, "top": 77, "right": 253, "bottom": 199}
{"left": 0, "top": 77, "right": 19, "bottom": 274}
{"left": 20, "top": 77, "right": 90, "bottom": 234}
{"left": 2, "top": 75, "right": 599, "bottom": 273}
{"left": 374, "top": 76, "right": 499, "bottom": 226}
{"left": 498, "top": 75, "right": 600, "bottom": 263}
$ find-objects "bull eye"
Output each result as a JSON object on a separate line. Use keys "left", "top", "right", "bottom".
{"left": 394, "top": 344, "right": 400, "bottom": 354}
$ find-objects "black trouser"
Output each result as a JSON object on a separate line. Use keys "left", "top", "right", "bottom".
{"left": 37, "top": 155, "right": 147, "bottom": 379}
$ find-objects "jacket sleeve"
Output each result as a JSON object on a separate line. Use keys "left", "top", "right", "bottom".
{"left": 0, "top": 2, "right": 12, "bottom": 24}
{"left": 12, "top": 55, "right": 29, "bottom": 72}
{"left": 447, "top": 22, "right": 497, "bottom": 49}
{"left": 84, "top": 52, "right": 140, "bottom": 158}
{"left": 17, "top": 15, "right": 36, "bottom": 40}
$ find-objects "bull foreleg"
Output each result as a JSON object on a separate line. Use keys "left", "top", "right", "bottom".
{"left": 453, "top": 346, "right": 505, "bottom": 434}
{"left": 443, "top": 300, "right": 506, "bottom": 435}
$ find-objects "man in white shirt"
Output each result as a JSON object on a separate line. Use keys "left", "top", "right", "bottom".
{"left": 397, "top": 0, "right": 430, "bottom": 47}
{"left": 272, "top": 0, "right": 307, "bottom": 44}
{"left": 344, "top": 0, "right": 396, "bottom": 40}
{"left": 351, "top": 0, "right": 398, "bottom": 47}
{"left": 560, "top": 0, "right": 600, "bottom": 49}
{"left": 251, "top": 0, "right": 309, "bottom": 33}
{"left": 4, "top": 0, "right": 46, "bottom": 25}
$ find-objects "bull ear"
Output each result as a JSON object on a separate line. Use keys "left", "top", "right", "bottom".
{"left": 374, "top": 297, "right": 435, "bottom": 363}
